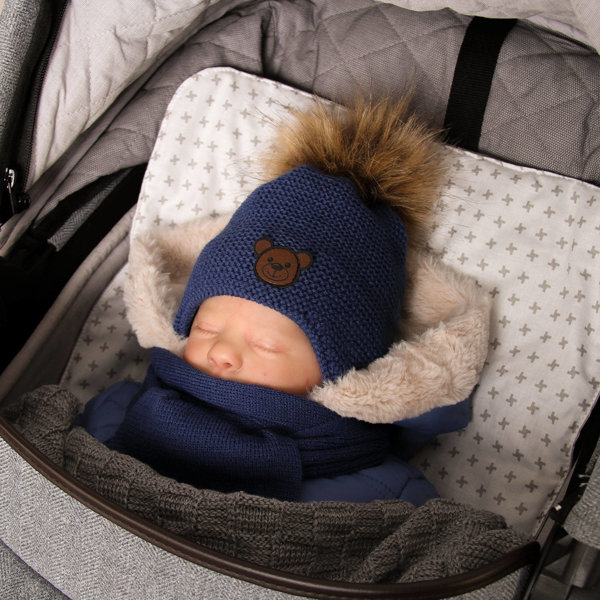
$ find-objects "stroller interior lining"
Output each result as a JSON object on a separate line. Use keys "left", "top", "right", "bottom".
{"left": 1, "top": 0, "right": 600, "bottom": 597}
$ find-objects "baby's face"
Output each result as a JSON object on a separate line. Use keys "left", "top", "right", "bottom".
{"left": 183, "top": 295, "right": 322, "bottom": 395}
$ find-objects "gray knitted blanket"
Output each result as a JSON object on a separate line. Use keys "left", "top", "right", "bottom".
{"left": 7, "top": 385, "right": 528, "bottom": 584}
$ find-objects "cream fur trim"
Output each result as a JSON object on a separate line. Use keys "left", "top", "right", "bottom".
{"left": 124, "top": 216, "right": 230, "bottom": 356}
{"left": 309, "top": 250, "right": 490, "bottom": 422}
{"left": 125, "top": 219, "right": 491, "bottom": 424}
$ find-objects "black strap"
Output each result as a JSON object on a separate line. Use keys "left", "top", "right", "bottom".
{"left": 444, "top": 17, "right": 517, "bottom": 151}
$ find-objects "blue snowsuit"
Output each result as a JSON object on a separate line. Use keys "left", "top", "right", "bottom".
{"left": 80, "top": 348, "right": 469, "bottom": 505}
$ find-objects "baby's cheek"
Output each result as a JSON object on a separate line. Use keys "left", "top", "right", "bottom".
{"left": 182, "top": 343, "right": 192, "bottom": 364}
{"left": 183, "top": 340, "right": 205, "bottom": 370}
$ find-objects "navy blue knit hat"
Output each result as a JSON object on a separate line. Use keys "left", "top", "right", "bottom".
{"left": 174, "top": 165, "right": 407, "bottom": 382}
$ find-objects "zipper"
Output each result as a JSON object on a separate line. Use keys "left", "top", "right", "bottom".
{"left": 1, "top": 168, "right": 30, "bottom": 225}
{"left": 0, "top": 0, "right": 68, "bottom": 228}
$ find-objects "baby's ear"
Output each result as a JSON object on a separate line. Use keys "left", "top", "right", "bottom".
{"left": 254, "top": 237, "right": 273, "bottom": 255}
{"left": 296, "top": 251, "right": 313, "bottom": 270}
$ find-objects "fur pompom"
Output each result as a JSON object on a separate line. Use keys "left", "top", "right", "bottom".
{"left": 262, "top": 96, "right": 447, "bottom": 245}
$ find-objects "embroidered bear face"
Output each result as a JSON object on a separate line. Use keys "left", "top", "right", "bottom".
{"left": 254, "top": 238, "right": 312, "bottom": 287}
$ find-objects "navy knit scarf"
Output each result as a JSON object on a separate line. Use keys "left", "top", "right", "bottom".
{"left": 107, "top": 348, "right": 392, "bottom": 500}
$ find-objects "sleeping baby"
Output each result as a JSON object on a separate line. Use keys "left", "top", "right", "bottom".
{"left": 79, "top": 98, "right": 490, "bottom": 504}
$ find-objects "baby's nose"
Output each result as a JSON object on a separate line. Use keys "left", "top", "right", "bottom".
{"left": 207, "top": 340, "right": 242, "bottom": 374}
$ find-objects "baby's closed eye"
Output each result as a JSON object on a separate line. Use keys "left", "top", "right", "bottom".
{"left": 194, "top": 322, "right": 220, "bottom": 336}
{"left": 249, "top": 338, "right": 286, "bottom": 354}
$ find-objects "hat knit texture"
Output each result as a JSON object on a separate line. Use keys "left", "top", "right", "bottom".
{"left": 174, "top": 165, "right": 407, "bottom": 382}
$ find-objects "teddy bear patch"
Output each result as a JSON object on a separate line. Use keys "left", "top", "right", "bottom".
{"left": 254, "top": 237, "right": 312, "bottom": 287}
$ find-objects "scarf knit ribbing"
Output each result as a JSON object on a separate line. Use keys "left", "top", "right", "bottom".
{"left": 107, "top": 348, "right": 393, "bottom": 500}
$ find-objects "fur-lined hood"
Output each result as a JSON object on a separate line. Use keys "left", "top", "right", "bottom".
{"left": 125, "top": 214, "right": 490, "bottom": 424}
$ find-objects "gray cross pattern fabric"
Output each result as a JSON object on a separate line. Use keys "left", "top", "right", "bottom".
{"left": 60, "top": 68, "right": 600, "bottom": 535}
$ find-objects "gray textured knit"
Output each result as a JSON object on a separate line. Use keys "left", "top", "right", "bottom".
{"left": 7, "top": 385, "right": 528, "bottom": 585}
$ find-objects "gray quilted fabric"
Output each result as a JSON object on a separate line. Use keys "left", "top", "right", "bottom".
{"left": 485, "top": 19, "right": 600, "bottom": 184}
{"left": 42, "top": 0, "right": 600, "bottom": 216}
